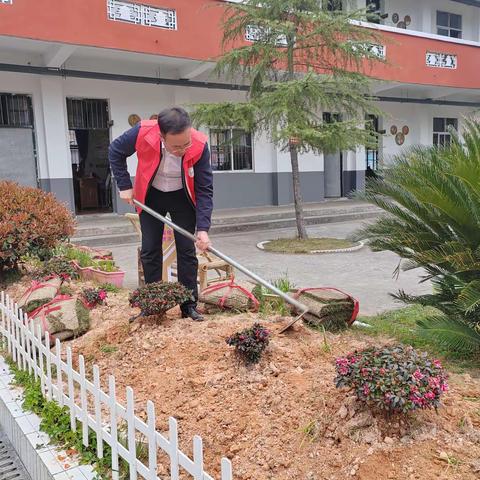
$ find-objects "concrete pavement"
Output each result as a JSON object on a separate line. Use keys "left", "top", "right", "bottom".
{"left": 105, "top": 219, "right": 431, "bottom": 317}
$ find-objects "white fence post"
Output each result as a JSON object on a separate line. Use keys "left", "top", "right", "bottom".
{"left": 109, "top": 375, "right": 120, "bottom": 480}
{"left": 36, "top": 324, "right": 46, "bottom": 396}
{"left": 193, "top": 436, "right": 204, "bottom": 480}
{"left": 93, "top": 365, "right": 104, "bottom": 458}
{"left": 78, "top": 355, "right": 89, "bottom": 447}
{"left": 221, "top": 458, "right": 233, "bottom": 480}
{"left": 44, "top": 332, "right": 53, "bottom": 400}
{"left": 24, "top": 313, "right": 32, "bottom": 375}
{"left": 146, "top": 401, "right": 157, "bottom": 480}
{"left": 126, "top": 387, "right": 137, "bottom": 480}
{"left": 55, "top": 339, "right": 64, "bottom": 406}
{"left": 169, "top": 417, "right": 180, "bottom": 480}
{"left": 66, "top": 347, "right": 77, "bottom": 432}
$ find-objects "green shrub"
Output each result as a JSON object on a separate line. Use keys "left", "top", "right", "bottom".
{"left": 93, "top": 260, "right": 118, "bottom": 272}
{"left": 335, "top": 345, "right": 449, "bottom": 414}
{"left": 36, "top": 257, "right": 78, "bottom": 280}
{"left": 0, "top": 181, "right": 75, "bottom": 272}
{"left": 129, "top": 281, "right": 193, "bottom": 317}
{"left": 226, "top": 323, "right": 271, "bottom": 364}
{"left": 355, "top": 120, "right": 480, "bottom": 355}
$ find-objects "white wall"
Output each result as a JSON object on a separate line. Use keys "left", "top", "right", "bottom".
{"left": 377, "top": 101, "right": 478, "bottom": 165}
{"left": 352, "top": 0, "right": 480, "bottom": 41}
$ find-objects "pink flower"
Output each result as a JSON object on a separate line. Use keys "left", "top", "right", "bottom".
{"left": 424, "top": 391, "right": 435, "bottom": 400}
{"left": 336, "top": 357, "right": 349, "bottom": 367}
{"left": 412, "top": 370, "right": 424, "bottom": 381}
{"left": 338, "top": 366, "right": 349, "bottom": 375}
{"left": 363, "top": 385, "right": 370, "bottom": 396}
{"left": 433, "top": 359, "right": 442, "bottom": 369}
{"left": 379, "top": 368, "right": 386, "bottom": 375}
{"left": 361, "top": 368, "right": 369, "bottom": 377}
{"left": 98, "top": 290, "right": 107, "bottom": 300}
{"left": 428, "top": 377, "right": 440, "bottom": 388}
{"left": 440, "top": 381, "right": 449, "bottom": 392}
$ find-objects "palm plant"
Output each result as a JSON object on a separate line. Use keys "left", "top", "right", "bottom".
{"left": 354, "top": 120, "right": 480, "bottom": 355}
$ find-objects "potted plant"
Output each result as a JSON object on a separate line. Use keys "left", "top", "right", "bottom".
{"left": 80, "top": 287, "right": 108, "bottom": 309}
{"left": 88, "top": 259, "right": 125, "bottom": 287}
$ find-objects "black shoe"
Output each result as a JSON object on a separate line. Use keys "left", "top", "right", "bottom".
{"left": 181, "top": 306, "right": 204, "bottom": 322}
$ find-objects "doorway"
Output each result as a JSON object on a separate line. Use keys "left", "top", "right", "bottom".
{"left": 323, "top": 112, "right": 343, "bottom": 198}
{"left": 67, "top": 98, "right": 112, "bottom": 214}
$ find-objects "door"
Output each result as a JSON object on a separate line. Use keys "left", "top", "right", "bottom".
{"left": 0, "top": 94, "right": 37, "bottom": 187}
{"left": 66, "top": 98, "right": 112, "bottom": 213}
{"left": 324, "top": 152, "right": 342, "bottom": 198}
{"left": 323, "top": 112, "right": 343, "bottom": 198}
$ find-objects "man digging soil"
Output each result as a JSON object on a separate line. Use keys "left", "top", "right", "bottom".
{"left": 109, "top": 107, "right": 213, "bottom": 321}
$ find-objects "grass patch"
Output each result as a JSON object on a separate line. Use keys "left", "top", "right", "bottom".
{"left": 357, "top": 305, "right": 480, "bottom": 372}
{"left": 263, "top": 237, "right": 358, "bottom": 254}
{"left": 100, "top": 344, "right": 118, "bottom": 354}
{"left": 98, "top": 283, "right": 120, "bottom": 293}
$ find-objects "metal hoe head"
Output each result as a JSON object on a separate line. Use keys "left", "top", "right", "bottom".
{"left": 277, "top": 307, "right": 310, "bottom": 334}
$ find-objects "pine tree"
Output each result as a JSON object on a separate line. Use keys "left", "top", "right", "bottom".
{"left": 192, "top": 0, "right": 382, "bottom": 238}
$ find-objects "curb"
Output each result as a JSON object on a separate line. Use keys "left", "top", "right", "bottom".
{"left": 256, "top": 240, "right": 365, "bottom": 254}
{"left": 0, "top": 357, "right": 96, "bottom": 480}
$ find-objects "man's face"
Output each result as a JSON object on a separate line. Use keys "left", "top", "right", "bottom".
{"left": 161, "top": 128, "right": 192, "bottom": 156}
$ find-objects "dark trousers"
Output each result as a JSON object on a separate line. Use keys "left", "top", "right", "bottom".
{"left": 140, "top": 187, "right": 198, "bottom": 310}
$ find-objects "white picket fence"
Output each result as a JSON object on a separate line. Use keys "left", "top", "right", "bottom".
{"left": 0, "top": 291, "right": 233, "bottom": 480}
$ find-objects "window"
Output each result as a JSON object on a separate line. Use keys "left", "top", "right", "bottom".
{"left": 209, "top": 129, "right": 253, "bottom": 171}
{"left": 366, "top": 0, "right": 381, "bottom": 23}
{"left": 0, "top": 93, "right": 33, "bottom": 127}
{"left": 433, "top": 118, "right": 457, "bottom": 146}
{"left": 437, "top": 11, "right": 462, "bottom": 38}
{"left": 326, "top": 0, "right": 342, "bottom": 11}
{"left": 365, "top": 114, "right": 379, "bottom": 171}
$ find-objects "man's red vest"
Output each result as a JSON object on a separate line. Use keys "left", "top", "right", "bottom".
{"left": 133, "top": 120, "right": 208, "bottom": 212}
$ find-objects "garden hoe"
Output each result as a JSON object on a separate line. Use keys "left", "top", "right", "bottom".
{"left": 134, "top": 199, "right": 310, "bottom": 334}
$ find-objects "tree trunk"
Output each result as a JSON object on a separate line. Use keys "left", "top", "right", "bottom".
{"left": 290, "top": 144, "right": 308, "bottom": 239}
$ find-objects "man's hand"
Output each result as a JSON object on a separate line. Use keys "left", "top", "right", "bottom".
{"left": 196, "top": 231, "right": 211, "bottom": 252}
{"left": 119, "top": 188, "right": 134, "bottom": 205}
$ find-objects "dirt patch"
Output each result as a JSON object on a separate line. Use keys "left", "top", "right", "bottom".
{"left": 6, "top": 278, "right": 480, "bottom": 480}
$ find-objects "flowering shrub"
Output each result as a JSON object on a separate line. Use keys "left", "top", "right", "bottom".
{"left": 129, "top": 281, "right": 193, "bottom": 317}
{"left": 0, "top": 181, "right": 75, "bottom": 271}
{"left": 226, "top": 323, "right": 270, "bottom": 365}
{"left": 36, "top": 257, "right": 78, "bottom": 281}
{"left": 334, "top": 344, "right": 449, "bottom": 414}
{"left": 81, "top": 288, "right": 107, "bottom": 308}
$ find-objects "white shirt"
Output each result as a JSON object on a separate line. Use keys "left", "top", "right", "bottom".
{"left": 151, "top": 144, "right": 183, "bottom": 192}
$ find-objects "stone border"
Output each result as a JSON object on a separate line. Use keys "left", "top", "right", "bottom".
{"left": 256, "top": 240, "right": 365, "bottom": 254}
{"left": 0, "top": 356, "right": 96, "bottom": 480}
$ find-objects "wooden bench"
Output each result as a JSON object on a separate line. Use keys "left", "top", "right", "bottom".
{"left": 125, "top": 213, "right": 233, "bottom": 290}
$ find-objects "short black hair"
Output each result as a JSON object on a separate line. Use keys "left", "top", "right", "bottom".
{"left": 158, "top": 107, "right": 192, "bottom": 135}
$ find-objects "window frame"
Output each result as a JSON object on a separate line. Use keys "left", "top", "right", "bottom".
{"left": 208, "top": 127, "right": 254, "bottom": 173}
{"left": 436, "top": 10, "right": 462, "bottom": 39}
{"left": 433, "top": 117, "right": 458, "bottom": 147}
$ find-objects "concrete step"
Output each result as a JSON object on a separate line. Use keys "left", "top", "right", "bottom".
{"left": 72, "top": 208, "right": 380, "bottom": 247}
{"left": 72, "top": 232, "right": 140, "bottom": 248}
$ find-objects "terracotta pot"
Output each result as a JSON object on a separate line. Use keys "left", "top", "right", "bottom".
{"left": 88, "top": 268, "right": 125, "bottom": 288}
{"left": 71, "top": 260, "right": 93, "bottom": 281}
